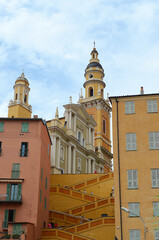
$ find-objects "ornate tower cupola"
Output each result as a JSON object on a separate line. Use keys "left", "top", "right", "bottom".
{"left": 8, "top": 72, "right": 32, "bottom": 118}
{"left": 84, "top": 44, "right": 106, "bottom": 98}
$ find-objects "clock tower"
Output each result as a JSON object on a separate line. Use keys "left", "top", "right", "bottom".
{"left": 8, "top": 72, "right": 32, "bottom": 118}
{"left": 80, "top": 46, "right": 113, "bottom": 172}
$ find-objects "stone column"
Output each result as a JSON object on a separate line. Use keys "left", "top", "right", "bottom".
{"left": 88, "top": 158, "right": 91, "bottom": 173}
{"left": 72, "top": 147, "right": 76, "bottom": 174}
{"left": 68, "top": 144, "right": 72, "bottom": 173}
{"left": 51, "top": 136, "right": 56, "bottom": 167}
{"left": 57, "top": 138, "right": 61, "bottom": 169}
{"left": 69, "top": 111, "right": 72, "bottom": 129}
{"left": 18, "top": 86, "right": 20, "bottom": 100}
{"left": 92, "top": 160, "right": 95, "bottom": 173}
{"left": 89, "top": 127, "right": 91, "bottom": 144}
{"left": 74, "top": 115, "right": 76, "bottom": 132}
{"left": 92, "top": 129, "right": 95, "bottom": 145}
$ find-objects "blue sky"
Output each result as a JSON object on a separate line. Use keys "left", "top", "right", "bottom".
{"left": 0, "top": 0, "right": 159, "bottom": 119}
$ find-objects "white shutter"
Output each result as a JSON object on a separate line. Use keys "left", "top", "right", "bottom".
{"left": 131, "top": 134, "right": 137, "bottom": 150}
{"left": 135, "top": 230, "right": 140, "bottom": 240}
{"left": 149, "top": 132, "right": 154, "bottom": 149}
{"left": 126, "top": 134, "right": 131, "bottom": 150}
{"left": 147, "top": 100, "right": 152, "bottom": 112}
{"left": 130, "top": 102, "right": 135, "bottom": 114}
{"left": 130, "top": 230, "right": 134, "bottom": 240}
{"left": 155, "top": 132, "right": 159, "bottom": 149}
{"left": 151, "top": 170, "right": 157, "bottom": 187}
{"left": 125, "top": 102, "right": 130, "bottom": 114}
{"left": 153, "top": 100, "right": 157, "bottom": 112}
{"left": 128, "top": 170, "right": 133, "bottom": 188}
{"left": 157, "top": 169, "right": 159, "bottom": 186}
{"left": 155, "top": 230, "right": 159, "bottom": 240}
{"left": 133, "top": 170, "right": 138, "bottom": 188}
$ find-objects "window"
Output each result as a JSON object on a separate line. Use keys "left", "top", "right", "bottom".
{"left": 127, "top": 170, "right": 138, "bottom": 189}
{"left": 45, "top": 177, "right": 47, "bottom": 189}
{"left": 147, "top": 100, "right": 158, "bottom": 113}
{"left": 103, "top": 120, "right": 106, "bottom": 134}
{"left": 151, "top": 169, "right": 159, "bottom": 188}
{"left": 0, "top": 121, "right": 4, "bottom": 132}
{"left": 129, "top": 230, "right": 140, "bottom": 240}
{"left": 125, "top": 101, "right": 135, "bottom": 114}
{"left": 128, "top": 203, "right": 140, "bottom": 217}
{"left": 13, "top": 224, "right": 22, "bottom": 236}
{"left": 0, "top": 141, "right": 2, "bottom": 156}
{"left": 89, "top": 87, "right": 93, "bottom": 97}
{"left": 20, "top": 142, "right": 28, "bottom": 157}
{"left": 77, "top": 157, "right": 81, "bottom": 171}
{"left": 3, "top": 209, "right": 16, "bottom": 229}
{"left": 6, "top": 184, "right": 22, "bottom": 201}
{"left": 21, "top": 122, "right": 29, "bottom": 132}
{"left": 45, "top": 198, "right": 47, "bottom": 210}
{"left": 126, "top": 133, "right": 137, "bottom": 151}
{"left": 149, "top": 132, "right": 159, "bottom": 150}
{"left": 24, "top": 95, "right": 27, "bottom": 103}
{"left": 41, "top": 168, "right": 43, "bottom": 180}
{"left": 155, "top": 230, "right": 159, "bottom": 240}
{"left": 40, "top": 189, "right": 42, "bottom": 202}
{"left": 83, "top": 138, "right": 85, "bottom": 147}
{"left": 11, "top": 164, "right": 20, "bottom": 179}
{"left": 153, "top": 202, "right": 159, "bottom": 216}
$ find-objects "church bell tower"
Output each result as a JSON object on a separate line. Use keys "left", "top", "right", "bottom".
{"left": 80, "top": 45, "right": 113, "bottom": 172}
{"left": 8, "top": 73, "right": 32, "bottom": 118}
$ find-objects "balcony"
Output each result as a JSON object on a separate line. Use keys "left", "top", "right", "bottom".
{"left": 0, "top": 194, "right": 22, "bottom": 204}
{"left": 2, "top": 221, "right": 8, "bottom": 230}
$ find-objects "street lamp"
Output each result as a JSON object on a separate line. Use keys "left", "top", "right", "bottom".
{"left": 121, "top": 207, "right": 146, "bottom": 240}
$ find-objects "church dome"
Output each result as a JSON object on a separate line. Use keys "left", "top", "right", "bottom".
{"left": 16, "top": 73, "right": 29, "bottom": 83}
{"left": 85, "top": 62, "right": 103, "bottom": 71}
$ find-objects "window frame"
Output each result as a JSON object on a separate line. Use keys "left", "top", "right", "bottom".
{"left": 149, "top": 132, "right": 159, "bottom": 150}
{"left": 20, "top": 142, "right": 28, "bottom": 157}
{"left": 147, "top": 100, "right": 158, "bottom": 113}
{"left": 126, "top": 133, "right": 137, "bottom": 151}
{"left": 21, "top": 122, "right": 29, "bottom": 133}
{"left": 11, "top": 164, "right": 20, "bottom": 179}
{"left": 151, "top": 169, "right": 159, "bottom": 188}
{"left": 153, "top": 202, "right": 159, "bottom": 216}
{"left": 0, "top": 121, "right": 4, "bottom": 132}
{"left": 129, "top": 229, "right": 140, "bottom": 240}
{"left": 127, "top": 170, "right": 138, "bottom": 189}
{"left": 128, "top": 202, "right": 140, "bottom": 217}
{"left": 125, "top": 101, "right": 135, "bottom": 115}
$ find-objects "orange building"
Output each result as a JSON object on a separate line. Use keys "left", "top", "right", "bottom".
{"left": 80, "top": 46, "right": 113, "bottom": 172}
{"left": 110, "top": 88, "right": 159, "bottom": 240}
{"left": 0, "top": 118, "right": 51, "bottom": 240}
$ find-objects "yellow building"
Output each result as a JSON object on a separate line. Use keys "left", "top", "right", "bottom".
{"left": 80, "top": 46, "right": 113, "bottom": 172}
{"left": 8, "top": 72, "right": 32, "bottom": 118}
{"left": 110, "top": 88, "right": 159, "bottom": 240}
{"left": 47, "top": 102, "right": 106, "bottom": 174}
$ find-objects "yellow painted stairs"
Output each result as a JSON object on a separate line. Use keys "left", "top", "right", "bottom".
{"left": 41, "top": 172, "right": 115, "bottom": 240}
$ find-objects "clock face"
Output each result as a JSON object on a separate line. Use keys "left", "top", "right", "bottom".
{"left": 89, "top": 74, "right": 93, "bottom": 79}
{"left": 24, "top": 89, "right": 28, "bottom": 95}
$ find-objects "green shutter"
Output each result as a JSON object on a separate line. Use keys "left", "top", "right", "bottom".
{"left": 13, "top": 223, "right": 22, "bottom": 235}
{"left": 45, "top": 198, "right": 47, "bottom": 210}
{"left": 0, "top": 122, "right": 4, "bottom": 132}
{"left": 17, "top": 184, "right": 22, "bottom": 200}
{"left": 6, "top": 184, "right": 11, "bottom": 200}
{"left": 13, "top": 210, "right": 16, "bottom": 222}
{"left": 12, "top": 164, "right": 20, "bottom": 179}
{"left": 4, "top": 210, "right": 8, "bottom": 229}
{"left": 40, "top": 189, "right": 42, "bottom": 202}
{"left": 45, "top": 177, "right": 47, "bottom": 189}
{"left": 21, "top": 122, "right": 29, "bottom": 132}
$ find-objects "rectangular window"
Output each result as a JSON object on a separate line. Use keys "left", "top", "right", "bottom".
{"left": 8, "top": 209, "right": 16, "bottom": 222}
{"left": 21, "top": 122, "right": 29, "bottom": 132}
{"left": 155, "top": 230, "right": 159, "bottom": 240}
{"left": 129, "top": 203, "right": 140, "bottom": 217}
{"left": 127, "top": 170, "right": 138, "bottom": 189}
{"left": 3, "top": 210, "right": 9, "bottom": 229}
{"left": 40, "top": 189, "right": 42, "bottom": 202}
{"left": 151, "top": 169, "right": 159, "bottom": 188}
{"left": 45, "top": 198, "right": 47, "bottom": 210}
{"left": 126, "top": 133, "right": 137, "bottom": 151}
{"left": 129, "top": 230, "right": 140, "bottom": 240}
{"left": 0, "top": 121, "right": 4, "bottom": 132}
{"left": 149, "top": 132, "right": 159, "bottom": 150}
{"left": 77, "top": 157, "right": 81, "bottom": 171}
{"left": 11, "top": 164, "right": 20, "bottom": 179}
{"left": 147, "top": 100, "right": 158, "bottom": 113}
{"left": 20, "top": 142, "right": 28, "bottom": 157}
{"left": 153, "top": 202, "right": 159, "bottom": 216}
{"left": 45, "top": 177, "right": 47, "bottom": 189}
{"left": 125, "top": 101, "right": 135, "bottom": 114}
{"left": 13, "top": 223, "right": 22, "bottom": 235}
{"left": 0, "top": 141, "right": 2, "bottom": 156}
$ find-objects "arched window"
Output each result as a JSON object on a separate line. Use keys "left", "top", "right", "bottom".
{"left": 15, "top": 94, "right": 18, "bottom": 100}
{"left": 103, "top": 120, "right": 106, "bottom": 134}
{"left": 24, "top": 95, "right": 27, "bottom": 103}
{"left": 89, "top": 87, "right": 93, "bottom": 97}
{"left": 77, "top": 131, "right": 81, "bottom": 142}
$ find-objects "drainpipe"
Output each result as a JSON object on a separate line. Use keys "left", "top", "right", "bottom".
{"left": 116, "top": 98, "right": 123, "bottom": 240}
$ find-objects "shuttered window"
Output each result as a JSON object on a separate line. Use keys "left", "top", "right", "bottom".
{"left": 41, "top": 168, "right": 43, "bottom": 180}
{"left": 13, "top": 223, "right": 22, "bottom": 235}
{"left": 11, "top": 164, "right": 20, "bottom": 179}
{"left": 147, "top": 100, "right": 158, "bottom": 113}
{"left": 45, "top": 177, "right": 47, "bottom": 189}
{"left": 149, "top": 132, "right": 159, "bottom": 150}
{"left": 153, "top": 202, "right": 159, "bottom": 216}
{"left": 155, "top": 230, "right": 159, "bottom": 240}
{"left": 127, "top": 170, "right": 138, "bottom": 189}
{"left": 40, "top": 189, "right": 42, "bottom": 202}
{"left": 3, "top": 210, "right": 9, "bottom": 229}
{"left": 126, "top": 133, "right": 137, "bottom": 151}
{"left": 125, "top": 102, "right": 135, "bottom": 114}
{"left": 45, "top": 198, "right": 47, "bottom": 210}
{"left": 0, "top": 122, "right": 4, "bottom": 132}
{"left": 21, "top": 122, "right": 29, "bottom": 132}
{"left": 129, "top": 230, "right": 140, "bottom": 240}
{"left": 129, "top": 203, "right": 140, "bottom": 217}
{"left": 151, "top": 169, "right": 159, "bottom": 188}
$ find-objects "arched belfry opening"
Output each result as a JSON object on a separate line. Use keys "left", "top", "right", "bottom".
{"left": 89, "top": 87, "right": 93, "bottom": 97}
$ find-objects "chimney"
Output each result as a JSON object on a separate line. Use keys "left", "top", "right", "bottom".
{"left": 140, "top": 86, "right": 144, "bottom": 95}
{"left": 33, "top": 115, "right": 38, "bottom": 119}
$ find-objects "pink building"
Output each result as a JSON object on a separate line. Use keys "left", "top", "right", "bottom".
{"left": 0, "top": 118, "right": 51, "bottom": 240}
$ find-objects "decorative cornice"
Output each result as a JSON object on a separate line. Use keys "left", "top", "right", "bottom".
{"left": 83, "top": 79, "right": 106, "bottom": 88}
{"left": 81, "top": 97, "right": 112, "bottom": 113}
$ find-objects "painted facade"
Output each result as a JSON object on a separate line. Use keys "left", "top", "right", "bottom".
{"left": 110, "top": 90, "right": 159, "bottom": 240}
{"left": 80, "top": 47, "right": 113, "bottom": 172}
{"left": 8, "top": 73, "right": 32, "bottom": 118}
{"left": 0, "top": 118, "right": 51, "bottom": 240}
{"left": 47, "top": 103, "right": 106, "bottom": 174}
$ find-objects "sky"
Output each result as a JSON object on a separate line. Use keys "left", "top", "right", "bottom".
{"left": 0, "top": 0, "right": 159, "bottom": 120}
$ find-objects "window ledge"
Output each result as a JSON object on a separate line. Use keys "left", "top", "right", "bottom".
{"left": 127, "top": 188, "right": 139, "bottom": 190}
{"left": 0, "top": 178, "right": 24, "bottom": 183}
